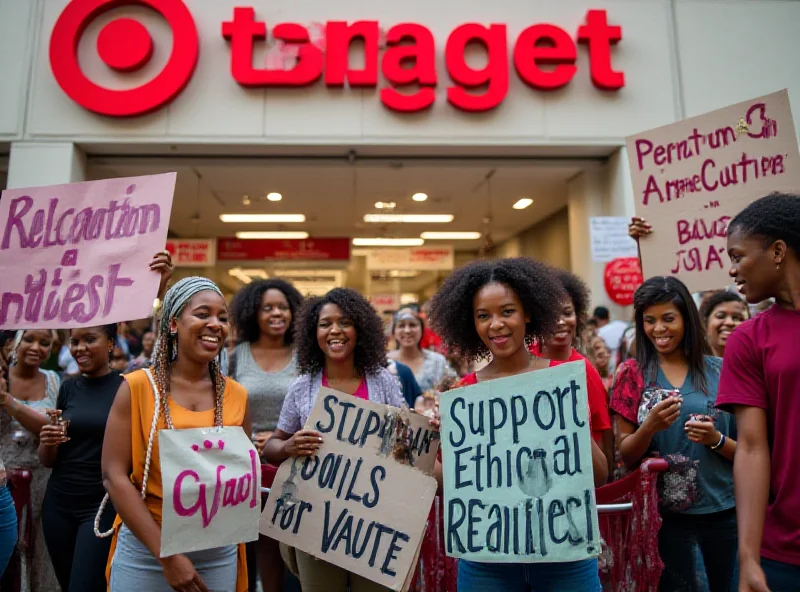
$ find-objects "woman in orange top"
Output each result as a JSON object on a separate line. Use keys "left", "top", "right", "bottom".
{"left": 101, "top": 277, "right": 252, "bottom": 592}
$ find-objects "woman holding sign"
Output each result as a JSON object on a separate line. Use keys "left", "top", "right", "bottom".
{"left": 429, "top": 257, "right": 608, "bottom": 592}
{"left": 102, "top": 277, "right": 253, "bottom": 592}
{"left": 264, "top": 287, "right": 405, "bottom": 592}
{"left": 611, "top": 276, "right": 737, "bottom": 592}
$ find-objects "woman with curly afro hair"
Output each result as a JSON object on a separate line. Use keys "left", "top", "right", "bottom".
{"left": 263, "top": 288, "right": 405, "bottom": 592}
{"left": 528, "top": 268, "right": 613, "bottom": 474}
{"left": 429, "top": 257, "right": 608, "bottom": 592}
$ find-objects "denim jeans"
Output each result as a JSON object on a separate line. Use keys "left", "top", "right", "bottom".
{"left": 0, "top": 485, "right": 17, "bottom": 578}
{"left": 458, "top": 558, "right": 601, "bottom": 592}
{"left": 732, "top": 558, "right": 800, "bottom": 592}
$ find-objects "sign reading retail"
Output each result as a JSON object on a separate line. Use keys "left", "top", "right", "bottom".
{"left": 48, "top": 1, "right": 624, "bottom": 117}
{"left": 217, "top": 238, "right": 350, "bottom": 262}
{"left": 0, "top": 174, "right": 176, "bottom": 329}
{"left": 626, "top": 89, "right": 800, "bottom": 292}
{"left": 439, "top": 362, "right": 600, "bottom": 563}
{"left": 260, "top": 387, "right": 439, "bottom": 591}
{"left": 366, "top": 247, "right": 454, "bottom": 271}
{"left": 604, "top": 257, "right": 643, "bottom": 306}
{"left": 165, "top": 238, "right": 216, "bottom": 267}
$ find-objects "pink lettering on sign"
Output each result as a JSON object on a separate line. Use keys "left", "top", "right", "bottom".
{"left": 0, "top": 174, "right": 175, "bottom": 330}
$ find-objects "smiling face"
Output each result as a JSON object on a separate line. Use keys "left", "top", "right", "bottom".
{"left": 316, "top": 303, "right": 357, "bottom": 364}
{"left": 258, "top": 288, "right": 292, "bottom": 342}
{"left": 394, "top": 316, "right": 423, "bottom": 349}
{"left": 16, "top": 330, "right": 54, "bottom": 368}
{"left": 473, "top": 282, "right": 529, "bottom": 359}
{"left": 590, "top": 337, "right": 610, "bottom": 371}
{"left": 727, "top": 227, "right": 782, "bottom": 303}
{"left": 706, "top": 300, "right": 748, "bottom": 354}
{"left": 171, "top": 290, "right": 229, "bottom": 364}
{"left": 642, "top": 301, "right": 685, "bottom": 357}
{"left": 70, "top": 327, "right": 113, "bottom": 376}
{"left": 549, "top": 297, "right": 577, "bottom": 349}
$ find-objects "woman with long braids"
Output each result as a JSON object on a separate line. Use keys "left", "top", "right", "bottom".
{"left": 102, "top": 277, "right": 252, "bottom": 592}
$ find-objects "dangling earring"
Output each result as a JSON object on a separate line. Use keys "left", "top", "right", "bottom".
{"left": 776, "top": 262, "right": 781, "bottom": 271}
{"left": 169, "top": 332, "right": 178, "bottom": 362}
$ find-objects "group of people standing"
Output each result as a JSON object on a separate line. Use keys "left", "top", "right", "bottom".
{"left": 0, "top": 191, "right": 797, "bottom": 592}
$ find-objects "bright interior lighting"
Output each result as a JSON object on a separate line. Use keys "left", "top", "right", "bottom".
{"left": 513, "top": 198, "right": 533, "bottom": 210}
{"left": 220, "top": 214, "right": 306, "bottom": 223}
{"left": 374, "top": 201, "right": 397, "bottom": 209}
{"left": 228, "top": 268, "right": 268, "bottom": 284}
{"left": 235, "top": 231, "right": 309, "bottom": 240}
{"left": 389, "top": 270, "right": 420, "bottom": 278}
{"left": 266, "top": 192, "right": 282, "bottom": 202}
{"left": 420, "top": 231, "right": 481, "bottom": 240}
{"left": 412, "top": 193, "right": 428, "bottom": 202}
{"left": 363, "top": 214, "right": 453, "bottom": 224}
{"left": 352, "top": 238, "right": 425, "bottom": 247}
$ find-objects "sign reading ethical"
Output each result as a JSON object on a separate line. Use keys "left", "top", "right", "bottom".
{"left": 260, "top": 387, "right": 440, "bottom": 591}
{"left": 440, "top": 362, "right": 600, "bottom": 563}
{"left": 626, "top": 89, "right": 800, "bottom": 292}
{"left": 0, "top": 174, "right": 176, "bottom": 329}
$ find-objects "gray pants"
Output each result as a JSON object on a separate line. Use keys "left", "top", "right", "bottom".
{"left": 109, "top": 526, "right": 238, "bottom": 592}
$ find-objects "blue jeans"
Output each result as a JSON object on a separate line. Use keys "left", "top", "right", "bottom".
{"left": 458, "top": 558, "right": 601, "bottom": 592}
{"left": 732, "top": 558, "right": 800, "bottom": 592}
{"left": 0, "top": 485, "right": 17, "bottom": 578}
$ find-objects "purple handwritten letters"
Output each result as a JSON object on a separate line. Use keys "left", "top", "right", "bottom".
{"left": 0, "top": 173, "right": 176, "bottom": 329}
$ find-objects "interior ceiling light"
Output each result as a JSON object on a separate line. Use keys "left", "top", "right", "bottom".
{"left": 420, "top": 231, "right": 481, "bottom": 240}
{"left": 242, "top": 195, "right": 251, "bottom": 206}
{"left": 352, "top": 238, "right": 425, "bottom": 247}
{"left": 235, "top": 231, "right": 309, "bottom": 240}
{"left": 266, "top": 192, "right": 282, "bottom": 202}
{"left": 363, "top": 214, "right": 453, "bottom": 224}
{"left": 219, "top": 214, "right": 306, "bottom": 223}
{"left": 513, "top": 198, "right": 533, "bottom": 210}
{"left": 412, "top": 193, "right": 428, "bottom": 202}
{"left": 374, "top": 201, "right": 397, "bottom": 209}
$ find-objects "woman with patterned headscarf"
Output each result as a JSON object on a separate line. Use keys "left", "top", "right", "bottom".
{"left": 101, "top": 277, "right": 252, "bottom": 592}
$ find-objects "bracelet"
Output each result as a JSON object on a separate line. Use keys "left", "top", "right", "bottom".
{"left": 710, "top": 433, "right": 726, "bottom": 450}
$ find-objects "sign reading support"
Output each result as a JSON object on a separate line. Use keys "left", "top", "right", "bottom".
{"left": 440, "top": 362, "right": 600, "bottom": 563}
{"left": 626, "top": 89, "right": 800, "bottom": 293}
{"left": 260, "top": 388, "right": 440, "bottom": 591}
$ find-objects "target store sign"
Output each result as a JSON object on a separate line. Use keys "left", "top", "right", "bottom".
{"left": 49, "top": 0, "right": 625, "bottom": 117}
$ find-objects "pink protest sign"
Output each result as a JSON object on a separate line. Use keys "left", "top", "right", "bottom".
{"left": 0, "top": 173, "right": 176, "bottom": 329}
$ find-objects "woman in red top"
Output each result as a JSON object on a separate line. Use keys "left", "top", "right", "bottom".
{"left": 429, "top": 257, "right": 607, "bottom": 592}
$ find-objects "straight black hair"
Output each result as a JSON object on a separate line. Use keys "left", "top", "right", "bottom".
{"left": 633, "top": 276, "right": 708, "bottom": 393}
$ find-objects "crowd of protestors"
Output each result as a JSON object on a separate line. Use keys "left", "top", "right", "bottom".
{"left": 0, "top": 192, "right": 798, "bottom": 591}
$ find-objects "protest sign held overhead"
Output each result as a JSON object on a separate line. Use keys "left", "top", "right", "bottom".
{"left": 260, "top": 387, "right": 440, "bottom": 591}
{"left": 159, "top": 426, "right": 261, "bottom": 557}
{"left": 440, "top": 361, "right": 600, "bottom": 564}
{"left": 0, "top": 173, "right": 176, "bottom": 329}
{"left": 626, "top": 89, "right": 800, "bottom": 292}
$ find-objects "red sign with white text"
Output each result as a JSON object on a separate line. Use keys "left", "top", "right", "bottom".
{"left": 217, "top": 238, "right": 351, "bottom": 261}
{"left": 604, "top": 257, "right": 643, "bottom": 306}
{"left": 165, "top": 239, "right": 216, "bottom": 267}
{"left": 48, "top": 1, "right": 624, "bottom": 117}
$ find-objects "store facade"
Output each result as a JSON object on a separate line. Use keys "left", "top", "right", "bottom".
{"left": 1, "top": 0, "right": 799, "bottom": 311}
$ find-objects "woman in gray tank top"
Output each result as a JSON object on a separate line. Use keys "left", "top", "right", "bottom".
{"left": 229, "top": 279, "right": 304, "bottom": 592}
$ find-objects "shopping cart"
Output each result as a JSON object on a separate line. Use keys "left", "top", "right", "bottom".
{"left": 596, "top": 458, "right": 669, "bottom": 592}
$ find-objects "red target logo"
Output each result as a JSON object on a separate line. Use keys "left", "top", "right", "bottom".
{"left": 49, "top": 0, "right": 199, "bottom": 117}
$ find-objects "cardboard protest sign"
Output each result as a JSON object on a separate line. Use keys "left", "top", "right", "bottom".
{"left": 159, "top": 426, "right": 261, "bottom": 557}
{"left": 440, "top": 362, "right": 600, "bottom": 563}
{"left": 260, "top": 387, "right": 440, "bottom": 591}
{"left": 626, "top": 89, "right": 800, "bottom": 292}
{"left": 0, "top": 173, "right": 176, "bottom": 329}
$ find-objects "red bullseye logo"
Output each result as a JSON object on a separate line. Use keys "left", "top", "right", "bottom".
{"left": 49, "top": 0, "right": 199, "bottom": 117}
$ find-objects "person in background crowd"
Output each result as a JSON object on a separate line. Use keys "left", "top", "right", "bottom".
{"left": 0, "top": 341, "right": 17, "bottom": 579}
{"left": 127, "top": 329, "right": 156, "bottom": 373}
{"left": 530, "top": 268, "right": 614, "bottom": 476}
{"left": 388, "top": 308, "right": 456, "bottom": 392}
{"left": 611, "top": 276, "right": 737, "bottom": 592}
{"left": 102, "top": 276, "right": 251, "bottom": 592}
{"left": 429, "top": 257, "right": 607, "bottom": 592}
{"left": 0, "top": 329, "right": 60, "bottom": 592}
{"left": 589, "top": 336, "right": 614, "bottom": 393}
{"left": 419, "top": 300, "right": 443, "bottom": 352}
{"left": 715, "top": 194, "right": 800, "bottom": 592}
{"left": 593, "top": 305, "right": 629, "bottom": 369}
{"left": 386, "top": 357, "right": 423, "bottom": 408}
{"left": 110, "top": 346, "right": 129, "bottom": 372}
{"left": 699, "top": 291, "right": 749, "bottom": 359}
{"left": 264, "top": 288, "right": 405, "bottom": 592}
{"left": 229, "top": 278, "right": 303, "bottom": 592}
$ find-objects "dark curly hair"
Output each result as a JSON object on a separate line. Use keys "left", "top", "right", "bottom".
{"left": 550, "top": 267, "right": 591, "bottom": 341}
{"left": 728, "top": 192, "right": 800, "bottom": 254}
{"left": 429, "top": 257, "right": 566, "bottom": 360}
{"left": 294, "top": 288, "right": 387, "bottom": 376}
{"left": 230, "top": 279, "right": 304, "bottom": 345}
{"left": 699, "top": 290, "right": 748, "bottom": 329}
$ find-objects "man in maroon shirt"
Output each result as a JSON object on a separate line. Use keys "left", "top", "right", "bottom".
{"left": 716, "top": 194, "right": 800, "bottom": 592}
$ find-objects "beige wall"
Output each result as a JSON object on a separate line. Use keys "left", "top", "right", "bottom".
{"left": 517, "top": 208, "right": 571, "bottom": 270}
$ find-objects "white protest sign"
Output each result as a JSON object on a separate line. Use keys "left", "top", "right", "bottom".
{"left": 626, "top": 89, "right": 800, "bottom": 292}
{"left": 159, "top": 426, "right": 261, "bottom": 557}
{"left": 440, "top": 362, "right": 600, "bottom": 563}
{"left": 260, "top": 387, "right": 439, "bottom": 590}
{"left": 590, "top": 217, "right": 639, "bottom": 262}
